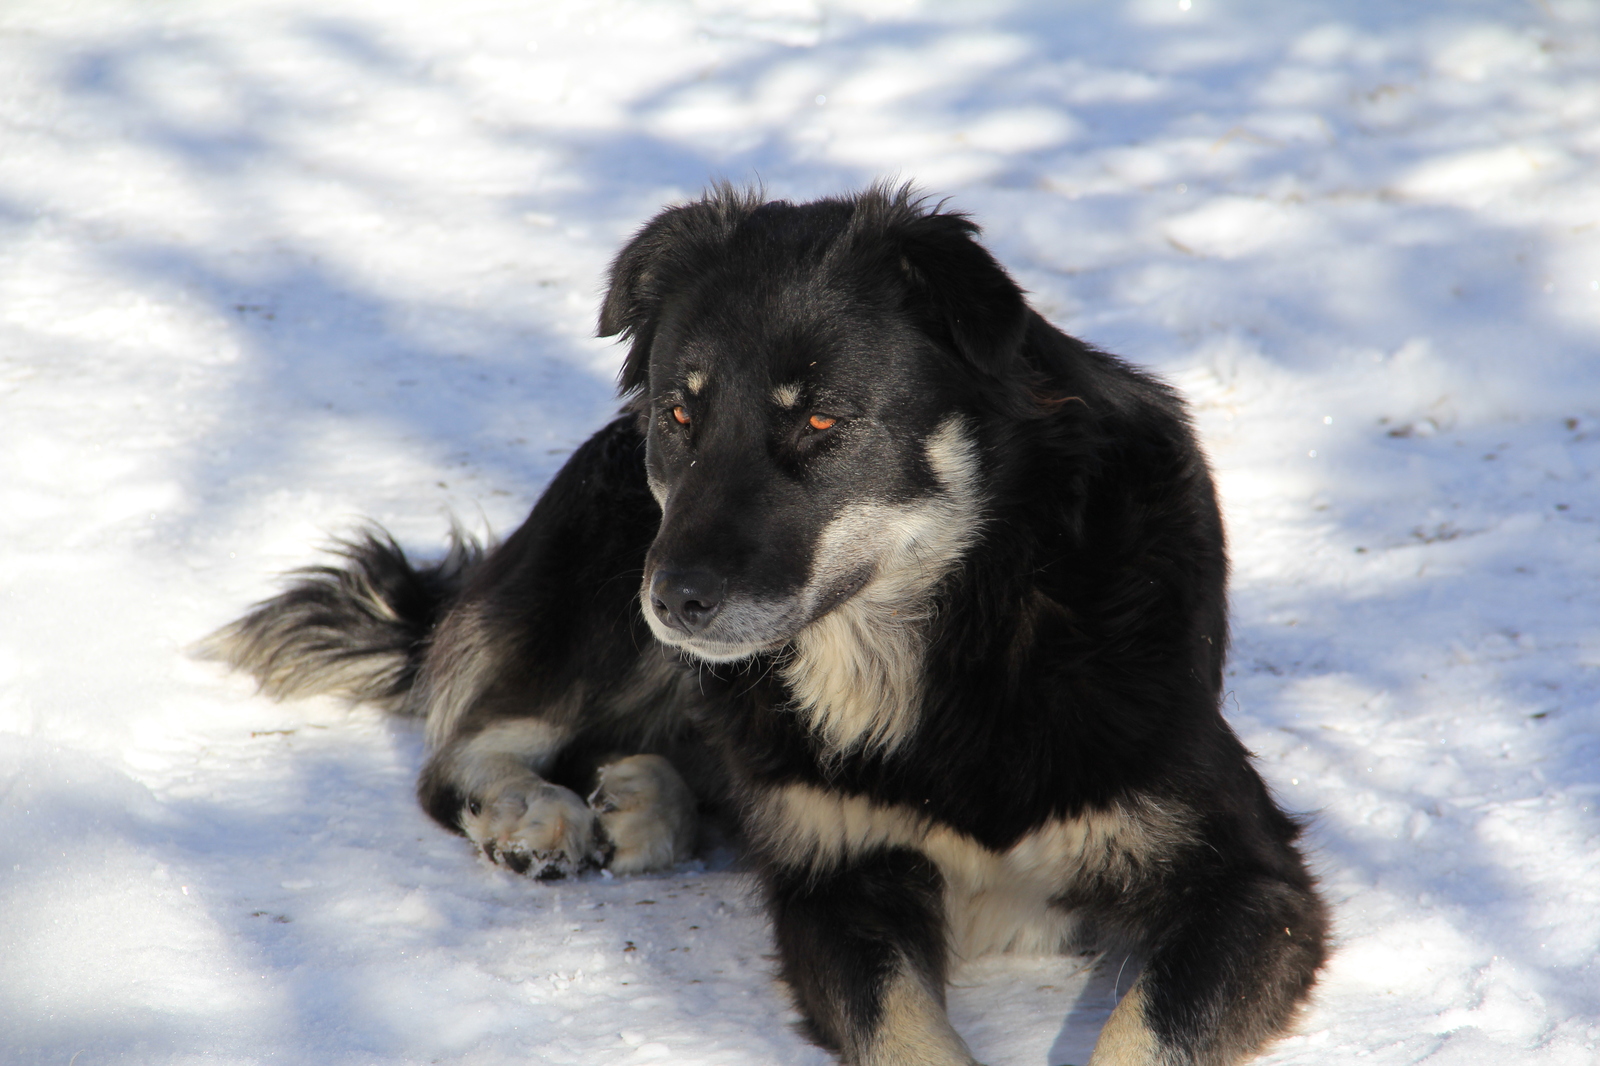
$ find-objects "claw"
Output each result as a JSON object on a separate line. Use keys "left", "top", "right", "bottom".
{"left": 592, "top": 819, "right": 617, "bottom": 867}
{"left": 587, "top": 782, "right": 619, "bottom": 813}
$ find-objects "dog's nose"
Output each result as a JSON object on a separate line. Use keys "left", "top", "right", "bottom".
{"left": 649, "top": 569, "right": 726, "bottom": 634}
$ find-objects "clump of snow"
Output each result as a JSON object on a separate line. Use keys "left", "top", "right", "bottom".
{"left": 2, "top": 1, "right": 1598, "bottom": 1064}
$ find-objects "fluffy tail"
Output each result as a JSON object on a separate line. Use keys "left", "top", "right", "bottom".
{"left": 197, "top": 525, "right": 485, "bottom": 713}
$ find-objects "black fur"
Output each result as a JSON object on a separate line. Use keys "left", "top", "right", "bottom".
{"left": 207, "top": 184, "right": 1327, "bottom": 1066}
{"left": 769, "top": 847, "right": 952, "bottom": 1055}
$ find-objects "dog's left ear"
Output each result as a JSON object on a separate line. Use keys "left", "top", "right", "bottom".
{"left": 597, "top": 209, "right": 688, "bottom": 396}
{"left": 895, "top": 211, "right": 1028, "bottom": 379}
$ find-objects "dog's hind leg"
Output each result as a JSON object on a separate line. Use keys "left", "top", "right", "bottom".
{"left": 1089, "top": 873, "right": 1327, "bottom": 1066}
{"left": 767, "top": 848, "right": 977, "bottom": 1066}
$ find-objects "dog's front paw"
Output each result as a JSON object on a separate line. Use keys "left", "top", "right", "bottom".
{"left": 589, "top": 754, "right": 697, "bottom": 875}
{"left": 461, "top": 775, "right": 602, "bottom": 880}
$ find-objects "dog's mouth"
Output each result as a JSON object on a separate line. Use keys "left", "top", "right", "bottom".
{"left": 663, "top": 634, "right": 785, "bottom": 663}
{"left": 809, "top": 566, "right": 872, "bottom": 619}
{"left": 641, "top": 566, "right": 878, "bottom": 663}
{"left": 640, "top": 589, "right": 799, "bottom": 661}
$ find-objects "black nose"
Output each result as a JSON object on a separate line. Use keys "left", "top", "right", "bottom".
{"left": 649, "top": 569, "right": 726, "bottom": 634}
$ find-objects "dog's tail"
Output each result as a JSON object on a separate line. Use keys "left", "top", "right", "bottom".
{"left": 196, "top": 525, "right": 485, "bottom": 713}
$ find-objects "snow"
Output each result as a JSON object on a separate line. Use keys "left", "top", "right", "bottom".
{"left": 2, "top": 0, "right": 1598, "bottom": 1062}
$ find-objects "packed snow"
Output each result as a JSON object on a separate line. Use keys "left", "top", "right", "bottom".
{"left": 2, "top": 1, "right": 1598, "bottom": 1063}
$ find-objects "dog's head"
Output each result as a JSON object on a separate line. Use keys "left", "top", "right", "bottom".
{"left": 599, "top": 185, "right": 1027, "bottom": 663}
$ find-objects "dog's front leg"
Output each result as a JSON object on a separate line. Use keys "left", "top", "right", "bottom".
{"left": 766, "top": 848, "right": 977, "bottom": 1066}
{"left": 1088, "top": 870, "right": 1327, "bottom": 1066}
{"left": 588, "top": 754, "right": 698, "bottom": 875}
{"left": 462, "top": 772, "right": 600, "bottom": 880}
{"left": 418, "top": 718, "right": 605, "bottom": 880}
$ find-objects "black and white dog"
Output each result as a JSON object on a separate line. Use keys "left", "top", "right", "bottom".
{"left": 207, "top": 186, "right": 1327, "bottom": 1066}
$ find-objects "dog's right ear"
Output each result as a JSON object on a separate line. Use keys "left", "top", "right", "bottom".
{"left": 599, "top": 187, "right": 762, "bottom": 396}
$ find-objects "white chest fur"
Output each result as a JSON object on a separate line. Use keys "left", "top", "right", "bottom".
{"left": 751, "top": 782, "right": 1187, "bottom": 960}
{"left": 780, "top": 418, "right": 984, "bottom": 760}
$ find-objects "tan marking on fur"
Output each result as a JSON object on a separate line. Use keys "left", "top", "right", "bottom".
{"left": 1089, "top": 981, "right": 1163, "bottom": 1066}
{"left": 781, "top": 418, "right": 983, "bottom": 758}
{"left": 686, "top": 369, "right": 707, "bottom": 395}
{"left": 754, "top": 783, "right": 923, "bottom": 869}
{"left": 753, "top": 783, "right": 1189, "bottom": 960}
{"left": 771, "top": 382, "right": 803, "bottom": 408}
{"left": 859, "top": 967, "right": 976, "bottom": 1066}
{"left": 591, "top": 754, "right": 697, "bottom": 874}
{"left": 444, "top": 718, "right": 569, "bottom": 796}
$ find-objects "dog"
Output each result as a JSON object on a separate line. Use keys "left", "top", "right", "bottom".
{"left": 205, "top": 185, "right": 1328, "bottom": 1066}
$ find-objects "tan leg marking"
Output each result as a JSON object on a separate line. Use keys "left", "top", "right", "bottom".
{"left": 1089, "top": 980, "right": 1163, "bottom": 1066}
{"left": 858, "top": 967, "right": 977, "bottom": 1066}
{"left": 445, "top": 718, "right": 568, "bottom": 793}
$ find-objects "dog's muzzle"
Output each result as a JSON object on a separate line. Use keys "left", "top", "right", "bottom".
{"left": 648, "top": 569, "right": 726, "bottom": 635}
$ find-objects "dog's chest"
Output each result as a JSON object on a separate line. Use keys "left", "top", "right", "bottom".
{"left": 752, "top": 782, "right": 1168, "bottom": 958}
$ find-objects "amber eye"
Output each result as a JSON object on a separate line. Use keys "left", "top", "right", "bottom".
{"left": 671, "top": 405, "right": 691, "bottom": 425}
{"left": 808, "top": 414, "right": 837, "bottom": 431}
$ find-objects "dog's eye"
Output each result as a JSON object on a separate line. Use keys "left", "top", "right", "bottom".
{"left": 807, "top": 414, "right": 837, "bottom": 431}
{"left": 671, "top": 405, "right": 692, "bottom": 426}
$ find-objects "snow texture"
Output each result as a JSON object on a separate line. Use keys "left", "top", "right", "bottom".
{"left": 3, "top": 1, "right": 1599, "bottom": 1063}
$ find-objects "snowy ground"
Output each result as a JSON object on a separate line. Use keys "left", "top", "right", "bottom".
{"left": 3, "top": 0, "right": 1599, "bottom": 1063}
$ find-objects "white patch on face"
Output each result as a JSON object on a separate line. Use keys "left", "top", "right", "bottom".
{"left": 646, "top": 471, "right": 669, "bottom": 507}
{"left": 639, "top": 592, "right": 801, "bottom": 662}
{"left": 639, "top": 418, "right": 981, "bottom": 692}
{"left": 781, "top": 417, "right": 984, "bottom": 758}
{"left": 770, "top": 381, "right": 802, "bottom": 408}
{"left": 685, "top": 369, "right": 707, "bottom": 395}
{"left": 751, "top": 783, "right": 1191, "bottom": 961}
